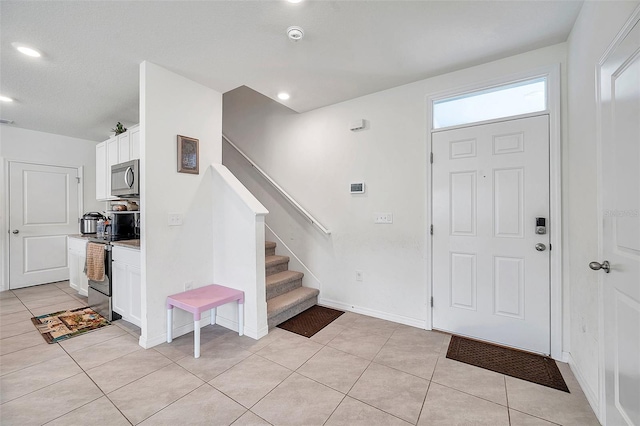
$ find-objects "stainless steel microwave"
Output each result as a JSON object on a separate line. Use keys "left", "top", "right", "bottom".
{"left": 111, "top": 159, "right": 139, "bottom": 197}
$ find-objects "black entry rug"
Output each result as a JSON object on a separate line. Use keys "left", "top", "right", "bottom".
{"left": 277, "top": 305, "right": 344, "bottom": 338}
{"left": 446, "top": 335, "right": 570, "bottom": 393}
{"left": 31, "top": 307, "right": 110, "bottom": 344}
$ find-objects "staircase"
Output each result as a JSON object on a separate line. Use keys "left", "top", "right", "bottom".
{"left": 265, "top": 241, "right": 319, "bottom": 328}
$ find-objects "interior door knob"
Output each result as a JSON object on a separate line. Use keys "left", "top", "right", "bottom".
{"left": 589, "top": 261, "right": 610, "bottom": 273}
{"left": 12, "top": 229, "right": 19, "bottom": 234}
{"left": 535, "top": 243, "right": 546, "bottom": 251}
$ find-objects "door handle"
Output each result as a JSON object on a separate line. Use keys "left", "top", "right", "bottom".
{"left": 12, "top": 229, "right": 19, "bottom": 234}
{"left": 589, "top": 260, "right": 610, "bottom": 273}
{"left": 535, "top": 243, "right": 546, "bottom": 251}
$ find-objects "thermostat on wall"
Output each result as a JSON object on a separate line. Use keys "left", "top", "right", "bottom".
{"left": 350, "top": 182, "right": 365, "bottom": 194}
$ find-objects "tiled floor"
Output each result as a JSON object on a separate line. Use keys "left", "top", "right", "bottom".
{"left": 0, "top": 282, "right": 600, "bottom": 426}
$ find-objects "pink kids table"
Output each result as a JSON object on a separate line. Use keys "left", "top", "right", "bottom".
{"left": 166, "top": 284, "right": 244, "bottom": 358}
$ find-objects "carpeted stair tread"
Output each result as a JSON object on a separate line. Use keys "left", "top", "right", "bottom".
{"left": 266, "top": 255, "right": 290, "bottom": 276}
{"left": 265, "top": 241, "right": 276, "bottom": 256}
{"left": 267, "top": 287, "right": 320, "bottom": 319}
{"left": 267, "top": 270, "right": 304, "bottom": 300}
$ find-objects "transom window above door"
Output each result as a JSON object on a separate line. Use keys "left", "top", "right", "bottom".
{"left": 433, "top": 77, "right": 548, "bottom": 129}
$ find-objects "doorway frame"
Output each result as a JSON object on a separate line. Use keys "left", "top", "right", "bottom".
{"left": 425, "top": 64, "right": 563, "bottom": 360}
{"left": 2, "top": 159, "right": 85, "bottom": 291}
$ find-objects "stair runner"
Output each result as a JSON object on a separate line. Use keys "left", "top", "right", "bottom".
{"left": 265, "top": 241, "right": 319, "bottom": 328}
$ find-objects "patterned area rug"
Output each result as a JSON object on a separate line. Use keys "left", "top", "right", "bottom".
{"left": 277, "top": 305, "right": 344, "bottom": 338}
{"left": 31, "top": 307, "right": 110, "bottom": 344}
{"left": 447, "top": 335, "right": 570, "bottom": 392}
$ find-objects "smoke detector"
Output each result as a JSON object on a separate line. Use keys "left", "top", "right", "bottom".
{"left": 287, "top": 26, "right": 304, "bottom": 42}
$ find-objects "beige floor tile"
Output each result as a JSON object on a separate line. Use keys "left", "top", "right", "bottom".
{"left": 373, "top": 338, "right": 439, "bottom": 380}
{"left": 0, "top": 354, "right": 82, "bottom": 403}
{"left": 252, "top": 373, "right": 344, "bottom": 426}
{"left": 58, "top": 323, "right": 127, "bottom": 353}
{"left": 62, "top": 286, "right": 80, "bottom": 295}
{"left": 108, "top": 363, "right": 203, "bottom": 424}
{"left": 440, "top": 333, "right": 452, "bottom": 353}
{"left": 29, "top": 300, "right": 89, "bottom": 317}
{"left": 210, "top": 354, "right": 292, "bottom": 408}
{"left": 177, "top": 340, "right": 253, "bottom": 381}
{"left": 69, "top": 333, "right": 142, "bottom": 370}
{"left": 309, "top": 322, "right": 346, "bottom": 345}
{"left": 0, "top": 330, "right": 46, "bottom": 356}
{"left": 86, "top": 348, "right": 172, "bottom": 393}
{"left": 0, "top": 298, "right": 27, "bottom": 315}
{"left": 431, "top": 357, "right": 507, "bottom": 405}
{"left": 218, "top": 327, "right": 289, "bottom": 353}
{"left": 153, "top": 325, "right": 232, "bottom": 361}
{"left": 505, "top": 375, "right": 600, "bottom": 425}
{"left": 348, "top": 362, "right": 429, "bottom": 424}
{"left": 298, "top": 346, "right": 370, "bottom": 393}
{"left": 390, "top": 325, "right": 447, "bottom": 351}
{"left": 327, "top": 327, "right": 389, "bottom": 360}
{"left": 0, "top": 341, "right": 66, "bottom": 376}
{"left": 0, "top": 318, "right": 37, "bottom": 340}
{"left": 140, "top": 384, "right": 246, "bottom": 425}
{"left": 0, "top": 310, "right": 34, "bottom": 326}
{"left": 330, "top": 311, "right": 366, "bottom": 328}
{"left": 509, "top": 409, "right": 560, "bottom": 425}
{"left": 53, "top": 280, "right": 71, "bottom": 289}
{"left": 326, "top": 396, "right": 412, "bottom": 426}
{"left": 350, "top": 315, "right": 401, "bottom": 338}
{"left": 114, "top": 318, "right": 141, "bottom": 336}
{"left": 0, "top": 290, "right": 17, "bottom": 300}
{"left": 13, "top": 287, "right": 68, "bottom": 303}
{"left": 419, "top": 382, "right": 509, "bottom": 425}
{"left": 0, "top": 373, "right": 102, "bottom": 426}
{"left": 231, "top": 410, "right": 272, "bottom": 425}
{"left": 45, "top": 395, "right": 130, "bottom": 426}
{"left": 22, "top": 294, "right": 80, "bottom": 310}
{"left": 255, "top": 332, "right": 323, "bottom": 370}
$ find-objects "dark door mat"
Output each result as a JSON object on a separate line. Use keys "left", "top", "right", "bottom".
{"left": 446, "top": 335, "right": 569, "bottom": 393}
{"left": 277, "top": 305, "right": 344, "bottom": 338}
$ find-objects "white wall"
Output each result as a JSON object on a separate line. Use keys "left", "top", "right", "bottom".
{"left": 565, "top": 0, "right": 640, "bottom": 415}
{"left": 139, "top": 62, "right": 222, "bottom": 348}
{"left": 223, "top": 43, "right": 568, "bottom": 328}
{"left": 0, "top": 126, "right": 101, "bottom": 290}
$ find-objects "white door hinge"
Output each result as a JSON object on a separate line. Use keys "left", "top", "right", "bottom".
{"left": 76, "top": 177, "right": 81, "bottom": 183}
{"left": 430, "top": 224, "right": 433, "bottom": 235}
{"left": 430, "top": 152, "right": 433, "bottom": 164}
{"left": 430, "top": 296, "right": 434, "bottom": 307}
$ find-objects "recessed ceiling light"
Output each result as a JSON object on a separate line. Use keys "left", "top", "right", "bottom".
{"left": 287, "top": 0, "right": 303, "bottom": 3}
{"left": 0, "top": 95, "right": 14, "bottom": 103}
{"left": 277, "top": 92, "right": 290, "bottom": 101}
{"left": 12, "top": 42, "right": 42, "bottom": 58}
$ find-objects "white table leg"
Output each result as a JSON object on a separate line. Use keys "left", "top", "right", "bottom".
{"left": 238, "top": 302, "right": 244, "bottom": 336}
{"left": 194, "top": 319, "right": 201, "bottom": 358}
{"left": 167, "top": 308, "right": 173, "bottom": 343}
{"left": 210, "top": 307, "right": 217, "bottom": 325}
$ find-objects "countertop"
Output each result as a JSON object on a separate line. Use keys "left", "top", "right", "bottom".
{"left": 68, "top": 234, "right": 140, "bottom": 250}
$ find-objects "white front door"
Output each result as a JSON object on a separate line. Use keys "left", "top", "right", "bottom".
{"left": 432, "top": 115, "right": 550, "bottom": 354}
{"left": 9, "top": 162, "right": 81, "bottom": 289}
{"left": 598, "top": 12, "right": 640, "bottom": 426}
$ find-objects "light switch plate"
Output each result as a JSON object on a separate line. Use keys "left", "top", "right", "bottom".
{"left": 168, "top": 213, "right": 183, "bottom": 226}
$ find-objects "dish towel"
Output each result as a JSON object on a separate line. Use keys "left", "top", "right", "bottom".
{"left": 85, "top": 242, "right": 105, "bottom": 282}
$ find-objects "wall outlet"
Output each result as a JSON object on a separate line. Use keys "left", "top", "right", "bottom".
{"left": 184, "top": 281, "right": 193, "bottom": 291}
{"left": 168, "top": 213, "right": 183, "bottom": 226}
{"left": 374, "top": 212, "right": 393, "bottom": 224}
{"left": 356, "top": 270, "right": 363, "bottom": 282}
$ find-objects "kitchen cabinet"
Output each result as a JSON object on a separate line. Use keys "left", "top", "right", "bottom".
{"left": 95, "top": 125, "right": 139, "bottom": 201}
{"left": 112, "top": 245, "right": 141, "bottom": 327}
{"left": 67, "top": 236, "right": 89, "bottom": 296}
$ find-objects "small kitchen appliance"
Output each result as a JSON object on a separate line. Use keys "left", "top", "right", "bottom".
{"left": 80, "top": 212, "right": 106, "bottom": 234}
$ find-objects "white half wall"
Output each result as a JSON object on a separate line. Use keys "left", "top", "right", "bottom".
{"left": 0, "top": 126, "right": 101, "bottom": 291}
{"left": 565, "top": 0, "right": 640, "bottom": 417}
{"left": 139, "top": 61, "right": 222, "bottom": 348}
{"left": 222, "top": 43, "right": 568, "bottom": 330}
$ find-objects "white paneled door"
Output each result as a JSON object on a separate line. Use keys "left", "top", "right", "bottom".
{"left": 432, "top": 115, "right": 550, "bottom": 354}
{"left": 598, "top": 13, "right": 640, "bottom": 426}
{"left": 9, "top": 162, "right": 80, "bottom": 289}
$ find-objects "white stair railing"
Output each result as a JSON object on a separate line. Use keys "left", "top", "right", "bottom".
{"left": 222, "top": 134, "right": 331, "bottom": 235}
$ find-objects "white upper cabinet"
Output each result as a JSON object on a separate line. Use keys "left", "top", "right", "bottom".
{"left": 96, "top": 125, "right": 140, "bottom": 201}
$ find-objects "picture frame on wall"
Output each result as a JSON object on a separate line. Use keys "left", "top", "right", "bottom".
{"left": 177, "top": 135, "right": 199, "bottom": 174}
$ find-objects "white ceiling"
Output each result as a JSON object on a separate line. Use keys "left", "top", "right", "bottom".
{"left": 0, "top": 1, "right": 583, "bottom": 142}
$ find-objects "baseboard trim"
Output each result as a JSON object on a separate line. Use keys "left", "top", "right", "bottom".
{"left": 567, "top": 353, "right": 601, "bottom": 423}
{"left": 318, "top": 298, "right": 427, "bottom": 329}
